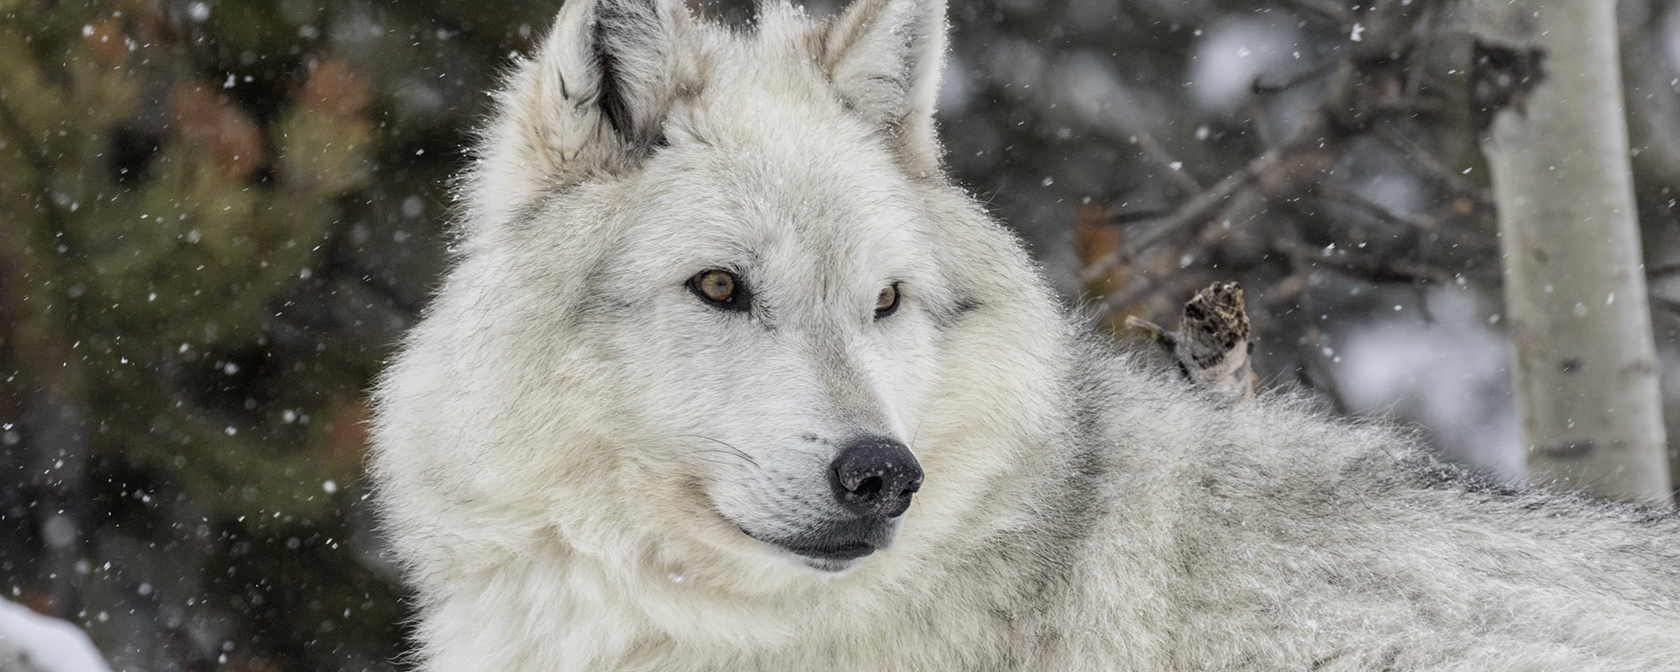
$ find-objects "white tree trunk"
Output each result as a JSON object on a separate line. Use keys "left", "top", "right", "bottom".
{"left": 1474, "top": 0, "right": 1672, "bottom": 504}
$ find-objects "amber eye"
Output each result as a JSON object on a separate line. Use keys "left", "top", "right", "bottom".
{"left": 688, "top": 269, "right": 748, "bottom": 311}
{"left": 875, "top": 282, "right": 901, "bottom": 318}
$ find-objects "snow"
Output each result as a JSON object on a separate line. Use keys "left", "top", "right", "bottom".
{"left": 936, "top": 55, "right": 975, "bottom": 115}
{"left": 1188, "top": 18, "right": 1303, "bottom": 114}
{"left": 1055, "top": 50, "right": 1160, "bottom": 134}
{"left": 1334, "top": 290, "right": 1526, "bottom": 480}
{"left": 0, "top": 600, "right": 113, "bottom": 672}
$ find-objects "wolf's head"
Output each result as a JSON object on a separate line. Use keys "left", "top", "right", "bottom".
{"left": 371, "top": 0, "right": 1066, "bottom": 596}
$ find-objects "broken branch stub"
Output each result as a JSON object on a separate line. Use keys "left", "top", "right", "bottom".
{"left": 1128, "top": 282, "right": 1255, "bottom": 403}
{"left": 1178, "top": 282, "right": 1255, "bottom": 403}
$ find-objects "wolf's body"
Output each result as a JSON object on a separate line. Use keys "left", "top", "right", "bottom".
{"left": 367, "top": 0, "right": 1680, "bottom": 670}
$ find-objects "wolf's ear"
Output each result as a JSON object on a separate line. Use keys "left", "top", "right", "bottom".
{"left": 466, "top": 0, "right": 700, "bottom": 230}
{"left": 820, "top": 0, "right": 948, "bottom": 175}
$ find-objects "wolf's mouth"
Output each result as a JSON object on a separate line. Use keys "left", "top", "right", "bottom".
{"left": 776, "top": 540, "right": 875, "bottom": 561}
{"left": 738, "top": 527, "right": 876, "bottom": 561}
{"left": 736, "top": 517, "right": 898, "bottom": 570}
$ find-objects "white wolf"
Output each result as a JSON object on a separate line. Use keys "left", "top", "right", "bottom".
{"left": 367, "top": 0, "right": 1680, "bottom": 669}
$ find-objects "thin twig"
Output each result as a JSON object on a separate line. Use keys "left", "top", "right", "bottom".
{"left": 1649, "top": 294, "right": 1680, "bottom": 315}
{"left": 1371, "top": 125, "right": 1491, "bottom": 205}
{"left": 1312, "top": 183, "right": 1494, "bottom": 256}
{"left": 1284, "top": 0, "right": 1356, "bottom": 25}
{"left": 1273, "top": 237, "right": 1452, "bottom": 285}
{"left": 1399, "top": 5, "right": 1436, "bottom": 122}
{"left": 1316, "top": 184, "right": 1438, "bottom": 231}
{"left": 1099, "top": 269, "right": 1166, "bottom": 313}
{"left": 1133, "top": 131, "right": 1203, "bottom": 195}
{"left": 1108, "top": 207, "right": 1173, "bottom": 225}
{"left": 1251, "top": 60, "right": 1341, "bottom": 94}
{"left": 1246, "top": 97, "right": 1277, "bottom": 150}
{"left": 1646, "top": 262, "right": 1680, "bottom": 278}
{"left": 1124, "top": 315, "right": 1178, "bottom": 349}
{"left": 1082, "top": 150, "right": 1279, "bottom": 284}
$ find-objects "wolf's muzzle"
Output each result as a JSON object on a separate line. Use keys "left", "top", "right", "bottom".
{"left": 737, "top": 436, "right": 923, "bottom": 569}
{"left": 830, "top": 436, "right": 923, "bottom": 518}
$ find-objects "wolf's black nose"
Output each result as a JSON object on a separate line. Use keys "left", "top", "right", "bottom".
{"left": 831, "top": 436, "right": 923, "bottom": 518}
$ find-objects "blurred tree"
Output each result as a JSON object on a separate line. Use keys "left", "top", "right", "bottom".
{"left": 0, "top": 0, "right": 459, "bottom": 668}
{"left": 1475, "top": 0, "right": 1672, "bottom": 504}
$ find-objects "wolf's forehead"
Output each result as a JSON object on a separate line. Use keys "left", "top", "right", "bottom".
{"left": 633, "top": 153, "right": 923, "bottom": 288}
{"left": 683, "top": 76, "right": 877, "bottom": 161}
{"left": 628, "top": 10, "right": 932, "bottom": 272}
{"left": 657, "top": 121, "right": 917, "bottom": 245}
{"left": 687, "top": 177, "right": 922, "bottom": 272}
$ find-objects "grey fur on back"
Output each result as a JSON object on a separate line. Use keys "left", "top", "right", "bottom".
{"left": 1066, "top": 342, "right": 1680, "bottom": 669}
{"left": 366, "top": 0, "right": 1680, "bottom": 670}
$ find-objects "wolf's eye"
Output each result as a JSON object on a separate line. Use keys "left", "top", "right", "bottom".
{"left": 875, "top": 282, "right": 901, "bottom": 318}
{"left": 689, "top": 269, "right": 748, "bottom": 311}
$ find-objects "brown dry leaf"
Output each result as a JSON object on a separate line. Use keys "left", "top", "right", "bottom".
{"left": 277, "top": 57, "right": 376, "bottom": 192}
{"left": 114, "top": 0, "right": 170, "bottom": 45}
{"left": 239, "top": 655, "right": 285, "bottom": 672}
{"left": 1072, "top": 202, "right": 1140, "bottom": 332}
{"left": 1072, "top": 202, "right": 1127, "bottom": 296}
{"left": 167, "top": 85, "right": 265, "bottom": 180}
{"left": 299, "top": 58, "right": 373, "bottom": 120}
{"left": 321, "top": 398, "right": 372, "bottom": 467}
{"left": 81, "top": 19, "right": 129, "bottom": 69}
{"left": 18, "top": 589, "right": 56, "bottom": 617}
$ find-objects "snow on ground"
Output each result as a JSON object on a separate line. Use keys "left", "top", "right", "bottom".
{"left": 0, "top": 600, "right": 112, "bottom": 672}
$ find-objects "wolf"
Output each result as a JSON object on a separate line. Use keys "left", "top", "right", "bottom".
{"left": 367, "top": 0, "right": 1680, "bottom": 669}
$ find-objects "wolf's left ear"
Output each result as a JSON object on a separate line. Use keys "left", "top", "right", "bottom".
{"left": 820, "top": 0, "right": 948, "bottom": 176}
{"left": 465, "top": 0, "right": 701, "bottom": 233}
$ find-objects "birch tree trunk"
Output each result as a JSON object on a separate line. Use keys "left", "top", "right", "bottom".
{"left": 1474, "top": 0, "right": 1673, "bottom": 504}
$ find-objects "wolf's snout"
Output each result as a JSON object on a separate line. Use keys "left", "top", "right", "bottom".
{"left": 831, "top": 437, "right": 923, "bottom": 518}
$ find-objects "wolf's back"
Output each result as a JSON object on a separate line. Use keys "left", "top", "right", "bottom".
{"left": 1057, "top": 344, "right": 1680, "bottom": 670}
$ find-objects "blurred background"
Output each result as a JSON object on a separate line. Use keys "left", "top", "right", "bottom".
{"left": 3, "top": 0, "right": 1680, "bottom": 669}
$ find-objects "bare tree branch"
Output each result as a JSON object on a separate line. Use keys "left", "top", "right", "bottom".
{"left": 1371, "top": 125, "right": 1492, "bottom": 206}
{"left": 1133, "top": 131, "right": 1204, "bottom": 195}
{"left": 1284, "top": 0, "right": 1356, "bottom": 25}
{"left": 1273, "top": 237, "right": 1454, "bottom": 285}
{"left": 1082, "top": 150, "right": 1278, "bottom": 284}
{"left": 1316, "top": 184, "right": 1439, "bottom": 231}
{"left": 1083, "top": 0, "right": 1444, "bottom": 293}
{"left": 1245, "top": 98, "right": 1277, "bottom": 150}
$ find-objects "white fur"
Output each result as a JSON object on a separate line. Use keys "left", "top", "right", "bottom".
{"left": 370, "top": 1, "right": 1680, "bottom": 669}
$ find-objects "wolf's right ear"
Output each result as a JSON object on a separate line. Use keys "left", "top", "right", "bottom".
{"left": 464, "top": 0, "right": 700, "bottom": 231}
{"left": 820, "top": 0, "right": 948, "bottom": 176}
